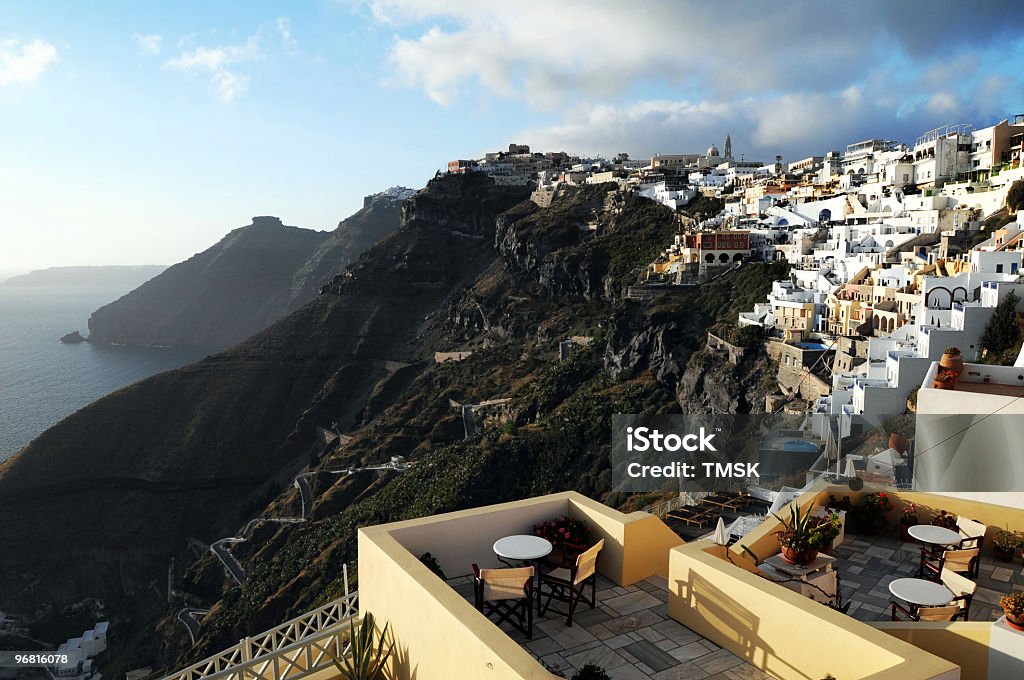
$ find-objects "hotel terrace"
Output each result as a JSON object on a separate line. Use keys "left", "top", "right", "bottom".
{"left": 163, "top": 488, "right": 1024, "bottom": 680}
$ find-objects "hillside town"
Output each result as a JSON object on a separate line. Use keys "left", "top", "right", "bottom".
{"left": 450, "top": 114, "right": 1024, "bottom": 429}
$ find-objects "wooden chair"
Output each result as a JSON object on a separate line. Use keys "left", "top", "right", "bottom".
{"left": 919, "top": 546, "right": 980, "bottom": 580}
{"left": 539, "top": 539, "right": 604, "bottom": 626}
{"left": 472, "top": 564, "right": 534, "bottom": 638}
{"left": 955, "top": 516, "right": 986, "bottom": 550}
{"left": 941, "top": 567, "right": 977, "bottom": 621}
{"left": 890, "top": 602, "right": 963, "bottom": 622}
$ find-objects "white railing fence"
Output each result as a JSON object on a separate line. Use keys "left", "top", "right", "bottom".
{"left": 163, "top": 566, "right": 358, "bottom": 680}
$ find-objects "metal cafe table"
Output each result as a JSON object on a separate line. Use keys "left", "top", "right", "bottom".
{"left": 907, "top": 524, "right": 961, "bottom": 549}
{"left": 493, "top": 534, "right": 553, "bottom": 613}
{"left": 888, "top": 577, "right": 953, "bottom": 607}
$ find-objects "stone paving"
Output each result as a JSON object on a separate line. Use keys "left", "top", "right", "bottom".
{"left": 451, "top": 573, "right": 774, "bottom": 679}
{"left": 829, "top": 532, "right": 1024, "bottom": 623}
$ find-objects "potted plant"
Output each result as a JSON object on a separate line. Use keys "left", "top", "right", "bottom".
{"left": 993, "top": 531, "right": 1023, "bottom": 562}
{"left": 1000, "top": 592, "right": 1024, "bottom": 631}
{"left": 331, "top": 612, "right": 395, "bottom": 680}
{"left": 899, "top": 503, "right": 919, "bottom": 542}
{"left": 932, "top": 509, "right": 958, "bottom": 530}
{"left": 940, "top": 346, "right": 964, "bottom": 376}
{"left": 535, "top": 516, "right": 590, "bottom": 566}
{"left": 984, "top": 374, "right": 993, "bottom": 384}
{"left": 851, "top": 492, "right": 893, "bottom": 535}
{"left": 773, "top": 505, "right": 841, "bottom": 565}
{"left": 932, "top": 369, "right": 957, "bottom": 390}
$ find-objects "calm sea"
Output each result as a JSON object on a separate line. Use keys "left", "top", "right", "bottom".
{"left": 0, "top": 285, "right": 212, "bottom": 460}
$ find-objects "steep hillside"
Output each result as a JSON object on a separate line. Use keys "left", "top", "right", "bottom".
{"left": 0, "top": 175, "right": 782, "bottom": 674}
{"left": 86, "top": 190, "right": 409, "bottom": 349}
{"left": 0, "top": 173, "right": 530, "bottom": 660}
{"left": 87, "top": 217, "right": 331, "bottom": 348}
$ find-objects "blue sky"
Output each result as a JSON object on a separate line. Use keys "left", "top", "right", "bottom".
{"left": 2, "top": 1, "right": 1023, "bottom": 274}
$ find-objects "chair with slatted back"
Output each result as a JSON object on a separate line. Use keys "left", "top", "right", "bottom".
{"left": 893, "top": 602, "right": 963, "bottom": 622}
{"left": 941, "top": 567, "right": 977, "bottom": 621}
{"left": 539, "top": 539, "right": 604, "bottom": 626}
{"left": 919, "top": 546, "right": 980, "bottom": 580}
{"left": 955, "top": 516, "right": 986, "bottom": 550}
{"left": 472, "top": 564, "right": 534, "bottom": 638}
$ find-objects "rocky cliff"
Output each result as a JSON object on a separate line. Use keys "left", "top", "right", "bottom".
{"left": 87, "top": 217, "right": 330, "bottom": 348}
{"left": 0, "top": 176, "right": 782, "bottom": 673}
{"left": 87, "top": 190, "right": 410, "bottom": 349}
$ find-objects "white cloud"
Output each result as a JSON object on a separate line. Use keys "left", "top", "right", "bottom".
{"left": 164, "top": 35, "right": 263, "bottom": 103}
{"left": 133, "top": 33, "right": 163, "bottom": 56}
{"left": 0, "top": 38, "right": 58, "bottom": 86}
{"left": 275, "top": 17, "right": 297, "bottom": 51}
{"left": 210, "top": 70, "right": 251, "bottom": 103}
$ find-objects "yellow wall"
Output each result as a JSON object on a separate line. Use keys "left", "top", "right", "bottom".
{"left": 357, "top": 491, "right": 682, "bottom": 680}
{"left": 358, "top": 526, "right": 553, "bottom": 680}
{"left": 878, "top": 623, "right": 991, "bottom": 680}
{"left": 668, "top": 543, "right": 961, "bottom": 680}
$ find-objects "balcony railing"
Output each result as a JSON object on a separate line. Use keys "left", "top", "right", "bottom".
{"left": 161, "top": 590, "right": 359, "bottom": 680}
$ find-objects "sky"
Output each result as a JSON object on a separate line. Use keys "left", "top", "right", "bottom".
{"left": 1, "top": 0, "right": 1023, "bottom": 275}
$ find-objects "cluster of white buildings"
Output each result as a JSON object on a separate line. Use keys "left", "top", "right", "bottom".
{"left": 50, "top": 621, "right": 108, "bottom": 680}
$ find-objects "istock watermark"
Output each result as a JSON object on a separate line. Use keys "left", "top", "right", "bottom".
{"left": 612, "top": 414, "right": 768, "bottom": 493}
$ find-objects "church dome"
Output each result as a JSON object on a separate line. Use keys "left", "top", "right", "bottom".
{"left": 706, "top": 144, "right": 720, "bottom": 157}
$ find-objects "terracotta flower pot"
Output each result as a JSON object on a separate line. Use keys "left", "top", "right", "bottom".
{"left": 780, "top": 545, "right": 819, "bottom": 565}
{"left": 994, "top": 546, "right": 1016, "bottom": 562}
{"left": 940, "top": 352, "right": 964, "bottom": 376}
{"left": 933, "top": 379, "right": 955, "bottom": 390}
{"left": 889, "top": 432, "right": 910, "bottom": 454}
{"left": 899, "top": 524, "right": 914, "bottom": 542}
{"left": 1006, "top": 614, "right": 1024, "bottom": 632}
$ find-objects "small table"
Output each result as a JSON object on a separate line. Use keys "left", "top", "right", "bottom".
{"left": 908, "top": 524, "right": 961, "bottom": 548}
{"left": 888, "top": 577, "right": 953, "bottom": 607}
{"left": 493, "top": 535, "right": 552, "bottom": 613}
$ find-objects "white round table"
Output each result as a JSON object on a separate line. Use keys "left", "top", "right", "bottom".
{"left": 888, "top": 578, "right": 953, "bottom": 606}
{"left": 494, "top": 535, "right": 552, "bottom": 615}
{"left": 908, "top": 524, "right": 961, "bottom": 547}
{"left": 493, "top": 535, "right": 553, "bottom": 562}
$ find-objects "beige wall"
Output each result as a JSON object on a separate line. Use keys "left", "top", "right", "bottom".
{"left": 359, "top": 526, "right": 553, "bottom": 680}
{"left": 878, "top": 623, "right": 991, "bottom": 680}
{"left": 358, "top": 491, "right": 682, "bottom": 680}
{"left": 669, "top": 543, "right": 960, "bottom": 679}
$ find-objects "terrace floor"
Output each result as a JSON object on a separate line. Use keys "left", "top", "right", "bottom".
{"left": 828, "top": 532, "right": 1022, "bottom": 623}
{"left": 451, "top": 573, "right": 773, "bottom": 680}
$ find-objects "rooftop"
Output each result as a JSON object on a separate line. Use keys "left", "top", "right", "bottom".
{"left": 450, "top": 573, "right": 772, "bottom": 679}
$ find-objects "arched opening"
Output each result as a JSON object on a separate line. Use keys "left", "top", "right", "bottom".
{"left": 885, "top": 240, "right": 895, "bottom": 248}
{"left": 690, "top": 254, "right": 699, "bottom": 263}
{"left": 719, "top": 253, "right": 730, "bottom": 263}
{"left": 733, "top": 253, "right": 744, "bottom": 262}
{"left": 705, "top": 253, "right": 715, "bottom": 263}
{"left": 778, "top": 218, "right": 789, "bottom": 226}
{"left": 818, "top": 209, "right": 831, "bottom": 222}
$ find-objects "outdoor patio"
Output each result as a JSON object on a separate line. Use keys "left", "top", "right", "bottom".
{"left": 825, "top": 532, "right": 1021, "bottom": 623}
{"left": 450, "top": 573, "right": 774, "bottom": 680}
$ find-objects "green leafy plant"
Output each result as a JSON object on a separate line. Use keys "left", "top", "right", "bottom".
{"left": 900, "top": 502, "right": 919, "bottom": 526}
{"left": 1000, "top": 592, "right": 1024, "bottom": 623}
{"left": 943, "top": 346, "right": 961, "bottom": 356}
{"left": 419, "top": 552, "right": 446, "bottom": 580}
{"left": 534, "top": 516, "right": 589, "bottom": 546}
{"left": 772, "top": 505, "right": 841, "bottom": 555}
{"left": 994, "top": 530, "right": 1024, "bottom": 551}
{"left": 932, "top": 509, "right": 957, "bottom": 530}
{"left": 332, "top": 612, "right": 395, "bottom": 680}
{"left": 851, "top": 492, "right": 893, "bottom": 534}
{"left": 572, "top": 665, "right": 612, "bottom": 680}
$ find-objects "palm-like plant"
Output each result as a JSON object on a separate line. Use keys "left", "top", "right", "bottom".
{"left": 333, "top": 612, "right": 395, "bottom": 680}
